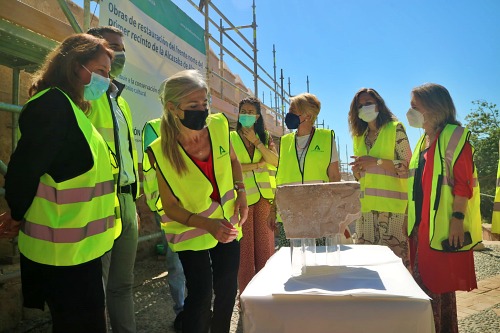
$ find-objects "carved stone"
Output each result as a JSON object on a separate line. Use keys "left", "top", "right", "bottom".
{"left": 275, "top": 181, "right": 361, "bottom": 238}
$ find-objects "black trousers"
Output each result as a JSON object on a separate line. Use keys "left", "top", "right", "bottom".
{"left": 178, "top": 240, "right": 240, "bottom": 333}
{"left": 20, "top": 254, "right": 106, "bottom": 333}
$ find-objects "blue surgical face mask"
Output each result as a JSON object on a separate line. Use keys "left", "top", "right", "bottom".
{"left": 110, "top": 51, "right": 126, "bottom": 78}
{"left": 239, "top": 114, "right": 257, "bottom": 128}
{"left": 285, "top": 112, "right": 301, "bottom": 129}
{"left": 82, "top": 65, "right": 110, "bottom": 101}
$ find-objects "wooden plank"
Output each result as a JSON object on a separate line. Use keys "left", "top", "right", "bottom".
{"left": 0, "top": 0, "right": 75, "bottom": 42}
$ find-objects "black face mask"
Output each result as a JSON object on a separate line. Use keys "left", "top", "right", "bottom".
{"left": 285, "top": 112, "right": 301, "bottom": 129}
{"left": 179, "top": 109, "right": 209, "bottom": 130}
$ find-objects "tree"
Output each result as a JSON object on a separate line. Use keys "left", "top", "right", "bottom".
{"left": 464, "top": 100, "right": 500, "bottom": 222}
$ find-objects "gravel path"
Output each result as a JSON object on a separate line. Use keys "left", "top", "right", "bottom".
{"left": 457, "top": 244, "right": 500, "bottom": 333}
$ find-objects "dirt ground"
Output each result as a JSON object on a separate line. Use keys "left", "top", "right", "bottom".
{"left": 132, "top": 255, "right": 243, "bottom": 333}
{"left": 13, "top": 253, "right": 243, "bottom": 333}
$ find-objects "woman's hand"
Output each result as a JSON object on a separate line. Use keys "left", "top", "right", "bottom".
{"left": 208, "top": 219, "right": 239, "bottom": 243}
{"left": 241, "top": 127, "right": 259, "bottom": 145}
{"left": 257, "top": 159, "right": 267, "bottom": 169}
{"left": 234, "top": 192, "right": 248, "bottom": 227}
{"left": 0, "top": 212, "right": 21, "bottom": 239}
{"left": 448, "top": 217, "right": 465, "bottom": 248}
{"left": 267, "top": 206, "right": 277, "bottom": 231}
{"left": 350, "top": 155, "right": 377, "bottom": 172}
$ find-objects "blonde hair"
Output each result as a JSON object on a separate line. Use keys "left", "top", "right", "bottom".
{"left": 158, "top": 70, "right": 208, "bottom": 175}
{"left": 411, "top": 83, "right": 461, "bottom": 132}
{"left": 290, "top": 93, "right": 321, "bottom": 124}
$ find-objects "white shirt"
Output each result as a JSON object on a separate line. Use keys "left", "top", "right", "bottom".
{"left": 110, "top": 83, "right": 136, "bottom": 186}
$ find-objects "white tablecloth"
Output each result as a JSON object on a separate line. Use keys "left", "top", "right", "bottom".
{"left": 241, "top": 245, "right": 435, "bottom": 333}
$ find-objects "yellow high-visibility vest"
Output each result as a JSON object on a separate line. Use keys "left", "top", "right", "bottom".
{"left": 149, "top": 113, "right": 241, "bottom": 252}
{"left": 142, "top": 118, "right": 162, "bottom": 212}
{"left": 230, "top": 130, "right": 276, "bottom": 206}
{"left": 19, "top": 88, "right": 116, "bottom": 266}
{"left": 491, "top": 150, "right": 500, "bottom": 233}
{"left": 353, "top": 121, "right": 408, "bottom": 213}
{"left": 407, "top": 124, "right": 482, "bottom": 251}
{"left": 275, "top": 128, "right": 334, "bottom": 222}
{"left": 88, "top": 89, "right": 139, "bottom": 238}
{"left": 276, "top": 128, "right": 334, "bottom": 186}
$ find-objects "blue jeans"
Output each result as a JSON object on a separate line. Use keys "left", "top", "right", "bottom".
{"left": 154, "top": 212, "right": 185, "bottom": 315}
{"left": 102, "top": 192, "right": 138, "bottom": 333}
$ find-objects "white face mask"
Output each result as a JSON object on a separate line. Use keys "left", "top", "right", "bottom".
{"left": 406, "top": 108, "right": 425, "bottom": 128}
{"left": 358, "top": 104, "right": 378, "bottom": 123}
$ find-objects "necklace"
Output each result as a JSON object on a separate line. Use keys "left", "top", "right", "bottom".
{"left": 365, "top": 126, "right": 380, "bottom": 147}
{"left": 296, "top": 128, "right": 314, "bottom": 164}
{"left": 239, "top": 131, "right": 255, "bottom": 149}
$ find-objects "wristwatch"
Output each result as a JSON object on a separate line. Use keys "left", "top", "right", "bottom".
{"left": 452, "top": 211, "right": 465, "bottom": 220}
{"left": 376, "top": 158, "right": 383, "bottom": 166}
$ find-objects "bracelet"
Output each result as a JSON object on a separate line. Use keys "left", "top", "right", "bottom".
{"left": 452, "top": 211, "right": 465, "bottom": 220}
{"left": 185, "top": 213, "right": 195, "bottom": 226}
{"left": 234, "top": 182, "right": 246, "bottom": 191}
{"left": 234, "top": 180, "right": 244, "bottom": 185}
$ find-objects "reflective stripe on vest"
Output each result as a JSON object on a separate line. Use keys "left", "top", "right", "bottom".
{"left": 149, "top": 113, "right": 241, "bottom": 252}
{"left": 353, "top": 122, "right": 408, "bottom": 213}
{"left": 407, "top": 124, "right": 482, "bottom": 251}
{"left": 159, "top": 198, "right": 239, "bottom": 246}
{"left": 230, "top": 130, "right": 276, "bottom": 205}
{"left": 36, "top": 180, "right": 114, "bottom": 204}
{"left": 22, "top": 216, "right": 115, "bottom": 243}
{"left": 276, "top": 128, "right": 333, "bottom": 186}
{"left": 19, "top": 88, "right": 116, "bottom": 266}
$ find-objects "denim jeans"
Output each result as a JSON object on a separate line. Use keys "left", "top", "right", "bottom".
{"left": 154, "top": 212, "right": 185, "bottom": 315}
{"left": 102, "top": 192, "right": 138, "bottom": 333}
{"left": 179, "top": 240, "right": 240, "bottom": 333}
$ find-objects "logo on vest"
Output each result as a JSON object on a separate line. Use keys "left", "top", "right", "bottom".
{"left": 218, "top": 146, "right": 228, "bottom": 159}
{"left": 311, "top": 145, "right": 323, "bottom": 152}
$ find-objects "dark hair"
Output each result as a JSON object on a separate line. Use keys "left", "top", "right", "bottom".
{"left": 87, "top": 26, "right": 124, "bottom": 38}
{"left": 29, "top": 33, "right": 113, "bottom": 111}
{"left": 237, "top": 97, "right": 268, "bottom": 144}
{"left": 348, "top": 88, "right": 397, "bottom": 137}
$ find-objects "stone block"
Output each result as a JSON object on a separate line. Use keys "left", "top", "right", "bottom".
{"left": 275, "top": 181, "right": 361, "bottom": 238}
{"left": 482, "top": 223, "right": 500, "bottom": 241}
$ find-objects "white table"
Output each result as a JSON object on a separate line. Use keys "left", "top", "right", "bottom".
{"left": 241, "top": 245, "right": 435, "bottom": 333}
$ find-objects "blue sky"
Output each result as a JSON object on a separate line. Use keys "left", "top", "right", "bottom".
{"left": 77, "top": 0, "right": 500, "bottom": 170}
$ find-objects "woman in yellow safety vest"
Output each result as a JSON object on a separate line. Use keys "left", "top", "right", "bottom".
{"left": 231, "top": 97, "right": 278, "bottom": 295}
{"left": 147, "top": 70, "right": 248, "bottom": 333}
{"left": 406, "top": 83, "right": 481, "bottom": 333}
{"left": 0, "top": 34, "right": 116, "bottom": 333}
{"left": 271, "top": 92, "right": 342, "bottom": 247}
{"left": 348, "top": 88, "right": 412, "bottom": 268}
{"left": 492, "top": 140, "right": 500, "bottom": 234}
